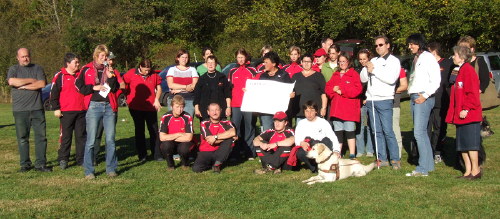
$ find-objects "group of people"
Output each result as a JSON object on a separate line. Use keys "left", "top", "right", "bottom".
{"left": 8, "top": 34, "right": 485, "bottom": 180}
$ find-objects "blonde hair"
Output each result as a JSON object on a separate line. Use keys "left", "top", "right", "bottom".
{"left": 171, "top": 95, "right": 185, "bottom": 107}
{"left": 457, "top": 36, "right": 476, "bottom": 49}
{"left": 289, "top": 46, "right": 301, "bottom": 55}
{"left": 93, "top": 44, "right": 109, "bottom": 61}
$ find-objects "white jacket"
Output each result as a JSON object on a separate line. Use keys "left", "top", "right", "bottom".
{"left": 407, "top": 51, "right": 441, "bottom": 98}
{"left": 360, "top": 54, "right": 401, "bottom": 100}
{"left": 295, "top": 116, "right": 341, "bottom": 153}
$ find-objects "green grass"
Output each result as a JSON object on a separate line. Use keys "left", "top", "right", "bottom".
{"left": 0, "top": 101, "right": 499, "bottom": 218}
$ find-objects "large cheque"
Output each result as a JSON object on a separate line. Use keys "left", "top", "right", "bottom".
{"left": 241, "top": 79, "right": 295, "bottom": 114}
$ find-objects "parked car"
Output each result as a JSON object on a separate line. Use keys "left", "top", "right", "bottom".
{"left": 42, "top": 83, "right": 52, "bottom": 111}
{"left": 476, "top": 52, "right": 500, "bottom": 92}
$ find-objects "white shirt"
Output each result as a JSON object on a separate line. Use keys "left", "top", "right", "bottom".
{"left": 360, "top": 54, "right": 401, "bottom": 100}
{"left": 294, "top": 116, "right": 340, "bottom": 153}
{"left": 407, "top": 51, "right": 441, "bottom": 98}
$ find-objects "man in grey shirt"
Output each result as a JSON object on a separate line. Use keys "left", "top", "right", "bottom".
{"left": 7, "top": 48, "right": 52, "bottom": 172}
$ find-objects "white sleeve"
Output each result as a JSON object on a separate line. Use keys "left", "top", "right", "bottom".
{"left": 323, "top": 119, "right": 340, "bottom": 152}
{"left": 294, "top": 121, "right": 305, "bottom": 146}
{"left": 360, "top": 67, "right": 369, "bottom": 83}
{"left": 190, "top": 67, "right": 199, "bottom": 78}
{"left": 422, "top": 55, "right": 441, "bottom": 98}
{"left": 372, "top": 57, "right": 400, "bottom": 85}
{"left": 166, "top": 67, "right": 175, "bottom": 77}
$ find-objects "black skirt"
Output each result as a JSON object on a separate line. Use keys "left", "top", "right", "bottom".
{"left": 456, "top": 122, "right": 481, "bottom": 151}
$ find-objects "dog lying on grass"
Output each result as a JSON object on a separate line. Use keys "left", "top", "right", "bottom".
{"left": 302, "top": 143, "right": 375, "bottom": 185}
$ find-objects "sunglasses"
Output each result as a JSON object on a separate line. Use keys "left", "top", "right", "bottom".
{"left": 375, "top": 43, "right": 386, "bottom": 48}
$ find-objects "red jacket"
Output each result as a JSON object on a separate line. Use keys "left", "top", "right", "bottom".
{"left": 228, "top": 65, "right": 257, "bottom": 107}
{"left": 445, "top": 63, "right": 482, "bottom": 125}
{"left": 49, "top": 68, "right": 85, "bottom": 111}
{"left": 77, "top": 62, "right": 119, "bottom": 112}
{"left": 283, "top": 62, "right": 303, "bottom": 78}
{"left": 325, "top": 68, "right": 362, "bottom": 122}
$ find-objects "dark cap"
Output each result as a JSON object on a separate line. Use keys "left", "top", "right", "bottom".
{"left": 273, "top": 111, "right": 287, "bottom": 120}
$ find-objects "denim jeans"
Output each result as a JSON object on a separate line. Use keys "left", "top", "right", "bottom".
{"left": 231, "top": 107, "right": 256, "bottom": 158}
{"left": 168, "top": 97, "right": 194, "bottom": 117}
{"left": 410, "top": 94, "right": 435, "bottom": 174}
{"left": 259, "top": 114, "right": 273, "bottom": 132}
{"left": 393, "top": 107, "right": 403, "bottom": 159}
{"left": 13, "top": 110, "right": 47, "bottom": 168}
{"left": 366, "top": 99, "right": 399, "bottom": 162}
{"left": 83, "top": 101, "right": 118, "bottom": 175}
{"left": 356, "top": 105, "right": 374, "bottom": 154}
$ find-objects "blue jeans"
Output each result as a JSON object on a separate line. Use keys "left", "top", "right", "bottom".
{"left": 83, "top": 101, "right": 118, "bottom": 175}
{"left": 168, "top": 97, "right": 194, "bottom": 117}
{"left": 356, "top": 105, "right": 374, "bottom": 154}
{"left": 231, "top": 107, "right": 255, "bottom": 158}
{"left": 259, "top": 114, "right": 273, "bottom": 132}
{"left": 410, "top": 94, "right": 435, "bottom": 174}
{"left": 13, "top": 110, "right": 47, "bottom": 168}
{"left": 366, "top": 99, "right": 399, "bottom": 162}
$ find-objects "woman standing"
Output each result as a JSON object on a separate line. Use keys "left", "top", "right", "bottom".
{"left": 291, "top": 54, "right": 327, "bottom": 123}
{"left": 325, "top": 52, "right": 362, "bottom": 159}
{"left": 228, "top": 48, "right": 258, "bottom": 160}
{"left": 355, "top": 49, "right": 374, "bottom": 157}
{"left": 76, "top": 44, "right": 119, "bottom": 179}
{"left": 167, "top": 49, "right": 199, "bottom": 116}
{"left": 194, "top": 55, "right": 231, "bottom": 120}
{"left": 445, "top": 46, "right": 483, "bottom": 180}
{"left": 196, "top": 47, "right": 222, "bottom": 76}
{"left": 123, "top": 59, "right": 162, "bottom": 162}
{"left": 282, "top": 46, "right": 303, "bottom": 78}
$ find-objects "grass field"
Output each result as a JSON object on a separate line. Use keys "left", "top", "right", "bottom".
{"left": 0, "top": 100, "right": 498, "bottom": 218}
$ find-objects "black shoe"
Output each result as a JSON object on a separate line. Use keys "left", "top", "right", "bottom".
{"left": 34, "top": 166, "right": 53, "bottom": 172}
{"left": 59, "top": 160, "right": 68, "bottom": 170}
{"left": 19, "top": 166, "right": 32, "bottom": 172}
{"left": 155, "top": 157, "right": 165, "bottom": 162}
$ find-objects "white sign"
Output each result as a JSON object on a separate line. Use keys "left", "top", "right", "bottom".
{"left": 241, "top": 79, "right": 295, "bottom": 114}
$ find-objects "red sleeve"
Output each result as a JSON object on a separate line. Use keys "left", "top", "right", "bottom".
{"left": 339, "top": 69, "right": 362, "bottom": 99}
{"left": 399, "top": 68, "right": 406, "bottom": 79}
{"left": 462, "top": 66, "right": 481, "bottom": 111}
{"left": 115, "top": 70, "right": 123, "bottom": 83}
{"left": 123, "top": 69, "right": 134, "bottom": 84}
{"left": 155, "top": 74, "right": 162, "bottom": 86}
{"left": 325, "top": 75, "right": 336, "bottom": 99}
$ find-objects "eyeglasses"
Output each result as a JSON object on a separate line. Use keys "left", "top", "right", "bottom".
{"left": 375, "top": 43, "right": 386, "bottom": 48}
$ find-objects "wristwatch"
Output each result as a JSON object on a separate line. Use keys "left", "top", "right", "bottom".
{"left": 214, "top": 135, "right": 218, "bottom": 140}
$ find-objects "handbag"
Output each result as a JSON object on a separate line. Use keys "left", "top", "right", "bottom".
{"left": 474, "top": 57, "right": 500, "bottom": 109}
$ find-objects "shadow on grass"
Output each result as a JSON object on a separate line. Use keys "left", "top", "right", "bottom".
{"left": 0, "top": 123, "right": 14, "bottom": 129}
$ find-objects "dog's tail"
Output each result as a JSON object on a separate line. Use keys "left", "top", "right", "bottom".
{"left": 363, "top": 162, "right": 376, "bottom": 173}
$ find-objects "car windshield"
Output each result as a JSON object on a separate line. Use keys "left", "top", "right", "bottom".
{"left": 488, "top": 55, "right": 500, "bottom": 70}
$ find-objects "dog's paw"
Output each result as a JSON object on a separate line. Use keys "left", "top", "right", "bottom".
{"left": 307, "top": 181, "right": 316, "bottom": 185}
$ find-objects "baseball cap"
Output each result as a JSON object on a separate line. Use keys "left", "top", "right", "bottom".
{"left": 313, "top": 48, "right": 327, "bottom": 57}
{"left": 273, "top": 111, "right": 287, "bottom": 121}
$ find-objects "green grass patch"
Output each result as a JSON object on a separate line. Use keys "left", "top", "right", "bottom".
{"left": 0, "top": 101, "right": 499, "bottom": 218}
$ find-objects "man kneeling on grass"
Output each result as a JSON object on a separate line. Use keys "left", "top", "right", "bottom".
{"left": 159, "top": 95, "right": 194, "bottom": 170}
{"left": 253, "top": 111, "right": 294, "bottom": 174}
{"left": 193, "top": 103, "right": 236, "bottom": 173}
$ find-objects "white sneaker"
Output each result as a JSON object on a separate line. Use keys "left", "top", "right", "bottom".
{"left": 366, "top": 152, "right": 374, "bottom": 157}
{"left": 434, "top": 155, "right": 442, "bottom": 164}
{"left": 405, "top": 171, "right": 428, "bottom": 177}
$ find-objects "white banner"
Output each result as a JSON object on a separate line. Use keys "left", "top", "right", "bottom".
{"left": 241, "top": 79, "right": 295, "bottom": 114}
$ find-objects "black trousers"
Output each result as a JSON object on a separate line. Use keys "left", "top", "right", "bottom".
{"left": 427, "top": 107, "right": 448, "bottom": 156}
{"left": 160, "top": 140, "right": 193, "bottom": 167}
{"left": 256, "top": 146, "right": 291, "bottom": 169}
{"left": 58, "top": 111, "right": 86, "bottom": 165}
{"left": 192, "top": 139, "right": 233, "bottom": 172}
{"left": 129, "top": 109, "right": 161, "bottom": 160}
{"left": 296, "top": 147, "right": 317, "bottom": 173}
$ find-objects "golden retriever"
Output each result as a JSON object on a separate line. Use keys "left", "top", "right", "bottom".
{"left": 302, "top": 143, "right": 375, "bottom": 185}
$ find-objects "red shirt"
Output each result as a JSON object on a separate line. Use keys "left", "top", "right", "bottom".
{"left": 257, "top": 129, "right": 294, "bottom": 154}
{"left": 228, "top": 65, "right": 257, "bottom": 107}
{"left": 199, "top": 120, "right": 235, "bottom": 151}
{"left": 283, "top": 62, "right": 303, "bottom": 78}
{"left": 123, "top": 68, "right": 161, "bottom": 111}
{"left": 325, "top": 68, "right": 363, "bottom": 122}
{"left": 159, "top": 111, "right": 193, "bottom": 134}
{"left": 445, "top": 63, "right": 482, "bottom": 125}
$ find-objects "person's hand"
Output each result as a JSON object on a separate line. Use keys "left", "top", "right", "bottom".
{"left": 333, "top": 152, "right": 340, "bottom": 158}
{"left": 93, "top": 85, "right": 103, "bottom": 91}
{"left": 459, "top": 110, "right": 468, "bottom": 119}
{"left": 242, "top": 88, "right": 247, "bottom": 92}
{"left": 300, "top": 141, "right": 310, "bottom": 151}
{"left": 290, "top": 92, "right": 295, "bottom": 98}
{"left": 414, "top": 94, "right": 427, "bottom": 104}
{"left": 153, "top": 99, "right": 162, "bottom": 112}
{"left": 195, "top": 108, "right": 202, "bottom": 118}
{"left": 333, "top": 86, "right": 339, "bottom": 92}
{"left": 225, "top": 107, "right": 231, "bottom": 117}
{"left": 186, "top": 84, "right": 194, "bottom": 92}
{"left": 366, "top": 62, "right": 374, "bottom": 74}
{"left": 363, "top": 100, "right": 367, "bottom": 105}
{"left": 206, "top": 135, "right": 217, "bottom": 145}
{"left": 54, "top": 110, "right": 62, "bottom": 118}
{"left": 320, "top": 108, "right": 327, "bottom": 117}
{"left": 106, "top": 67, "right": 115, "bottom": 78}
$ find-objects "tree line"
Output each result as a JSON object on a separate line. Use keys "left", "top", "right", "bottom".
{"left": 1, "top": 0, "right": 498, "bottom": 100}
